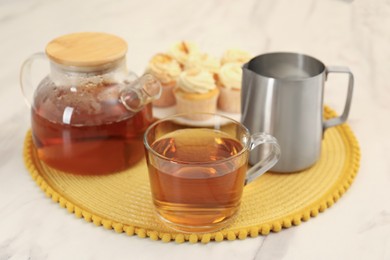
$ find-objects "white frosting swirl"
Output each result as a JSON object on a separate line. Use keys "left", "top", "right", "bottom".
{"left": 146, "top": 54, "right": 181, "bottom": 84}
{"left": 169, "top": 41, "right": 200, "bottom": 65}
{"left": 219, "top": 62, "right": 242, "bottom": 90}
{"left": 178, "top": 69, "right": 216, "bottom": 94}
{"left": 185, "top": 54, "right": 220, "bottom": 74}
{"left": 221, "top": 49, "right": 252, "bottom": 64}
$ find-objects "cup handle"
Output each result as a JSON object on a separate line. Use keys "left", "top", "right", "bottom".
{"left": 323, "top": 66, "right": 354, "bottom": 131}
{"left": 20, "top": 52, "right": 48, "bottom": 107}
{"left": 245, "top": 133, "right": 281, "bottom": 185}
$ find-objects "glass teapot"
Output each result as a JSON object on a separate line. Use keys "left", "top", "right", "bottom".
{"left": 20, "top": 32, "right": 161, "bottom": 174}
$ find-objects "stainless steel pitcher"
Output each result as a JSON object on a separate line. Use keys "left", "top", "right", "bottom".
{"left": 241, "top": 52, "right": 354, "bottom": 172}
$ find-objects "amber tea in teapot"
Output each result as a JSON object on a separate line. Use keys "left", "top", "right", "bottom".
{"left": 21, "top": 32, "right": 161, "bottom": 174}
{"left": 31, "top": 80, "right": 153, "bottom": 174}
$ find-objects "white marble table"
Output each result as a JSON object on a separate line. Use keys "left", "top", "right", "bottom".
{"left": 1, "top": 0, "right": 389, "bottom": 259}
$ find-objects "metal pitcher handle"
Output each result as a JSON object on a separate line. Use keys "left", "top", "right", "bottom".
{"left": 323, "top": 66, "right": 354, "bottom": 131}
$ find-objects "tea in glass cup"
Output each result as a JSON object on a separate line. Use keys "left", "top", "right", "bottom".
{"left": 144, "top": 113, "right": 280, "bottom": 232}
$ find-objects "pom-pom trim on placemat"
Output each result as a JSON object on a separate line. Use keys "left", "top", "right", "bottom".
{"left": 23, "top": 106, "right": 360, "bottom": 243}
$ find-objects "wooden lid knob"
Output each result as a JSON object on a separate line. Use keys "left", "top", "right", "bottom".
{"left": 45, "top": 32, "right": 128, "bottom": 67}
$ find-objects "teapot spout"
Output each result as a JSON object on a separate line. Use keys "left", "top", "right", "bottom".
{"left": 120, "top": 74, "right": 162, "bottom": 112}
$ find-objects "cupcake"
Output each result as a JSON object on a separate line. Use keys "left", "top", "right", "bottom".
{"left": 145, "top": 53, "right": 181, "bottom": 107}
{"left": 174, "top": 68, "right": 219, "bottom": 120}
{"left": 185, "top": 53, "right": 220, "bottom": 81}
{"left": 221, "top": 49, "right": 252, "bottom": 65}
{"left": 169, "top": 41, "right": 200, "bottom": 67}
{"left": 217, "top": 62, "right": 243, "bottom": 113}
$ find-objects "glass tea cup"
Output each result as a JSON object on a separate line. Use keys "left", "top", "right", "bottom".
{"left": 143, "top": 113, "right": 281, "bottom": 232}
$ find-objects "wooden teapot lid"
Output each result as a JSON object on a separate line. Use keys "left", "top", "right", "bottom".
{"left": 45, "top": 32, "right": 128, "bottom": 67}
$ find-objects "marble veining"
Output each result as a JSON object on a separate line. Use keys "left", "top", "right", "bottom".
{"left": 0, "top": 0, "right": 389, "bottom": 259}
{"left": 359, "top": 210, "right": 390, "bottom": 234}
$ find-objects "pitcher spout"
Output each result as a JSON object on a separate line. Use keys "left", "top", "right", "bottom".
{"left": 241, "top": 62, "right": 256, "bottom": 119}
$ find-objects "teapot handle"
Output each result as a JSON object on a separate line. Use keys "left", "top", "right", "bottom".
{"left": 20, "top": 52, "right": 48, "bottom": 107}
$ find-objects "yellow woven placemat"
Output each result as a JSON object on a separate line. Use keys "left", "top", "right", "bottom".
{"left": 23, "top": 106, "right": 360, "bottom": 244}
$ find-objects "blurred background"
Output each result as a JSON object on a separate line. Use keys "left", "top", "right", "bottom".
{"left": 1, "top": 0, "right": 389, "bottom": 259}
